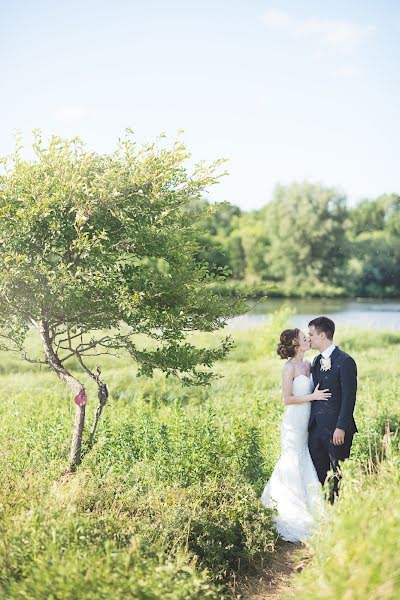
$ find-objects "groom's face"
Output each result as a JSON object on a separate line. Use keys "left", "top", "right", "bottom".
{"left": 308, "top": 325, "right": 324, "bottom": 350}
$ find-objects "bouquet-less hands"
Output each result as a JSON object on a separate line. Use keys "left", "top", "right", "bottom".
{"left": 311, "top": 383, "right": 331, "bottom": 401}
{"left": 333, "top": 428, "right": 345, "bottom": 446}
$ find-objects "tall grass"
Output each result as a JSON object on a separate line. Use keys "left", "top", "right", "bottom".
{"left": 286, "top": 432, "right": 400, "bottom": 600}
{"left": 0, "top": 309, "right": 399, "bottom": 597}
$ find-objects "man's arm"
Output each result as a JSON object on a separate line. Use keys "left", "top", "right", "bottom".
{"left": 336, "top": 356, "right": 357, "bottom": 431}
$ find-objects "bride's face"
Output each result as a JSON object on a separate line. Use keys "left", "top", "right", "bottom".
{"left": 297, "top": 330, "right": 311, "bottom": 352}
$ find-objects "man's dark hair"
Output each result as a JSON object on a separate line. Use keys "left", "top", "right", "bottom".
{"left": 308, "top": 316, "right": 335, "bottom": 340}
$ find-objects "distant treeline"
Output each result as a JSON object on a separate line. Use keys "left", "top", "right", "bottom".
{"left": 188, "top": 182, "right": 400, "bottom": 298}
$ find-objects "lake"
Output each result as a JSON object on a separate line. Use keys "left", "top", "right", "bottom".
{"left": 227, "top": 298, "right": 400, "bottom": 331}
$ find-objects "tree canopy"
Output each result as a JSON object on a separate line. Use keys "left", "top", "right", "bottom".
{"left": 0, "top": 130, "right": 248, "bottom": 467}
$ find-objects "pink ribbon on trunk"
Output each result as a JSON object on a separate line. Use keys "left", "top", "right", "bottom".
{"left": 74, "top": 388, "right": 87, "bottom": 406}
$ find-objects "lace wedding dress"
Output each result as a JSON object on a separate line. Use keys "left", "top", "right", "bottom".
{"left": 261, "top": 374, "right": 326, "bottom": 542}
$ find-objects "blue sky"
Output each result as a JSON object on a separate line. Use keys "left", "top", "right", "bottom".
{"left": 1, "top": 0, "right": 399, "bottom": 210}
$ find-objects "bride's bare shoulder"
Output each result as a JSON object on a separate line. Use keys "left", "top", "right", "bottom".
{"left": 282, "top": 360, "right": 295, "bottom": 375}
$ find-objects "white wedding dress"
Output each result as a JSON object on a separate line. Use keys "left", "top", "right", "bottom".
{"left": 261, "top": 374, "right": 326, "bottom": 542}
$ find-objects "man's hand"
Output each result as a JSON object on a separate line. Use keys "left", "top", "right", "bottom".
{"left": 333, "top": 428, "right": 345, "bottom": 446}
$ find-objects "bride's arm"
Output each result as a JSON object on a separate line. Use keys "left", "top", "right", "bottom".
{"left": 282, "top": 363, "right": 331, "bottom": 405}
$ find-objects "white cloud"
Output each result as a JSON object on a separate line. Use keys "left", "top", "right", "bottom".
{"left": 262, "top": 7, "right": 292, "bottom": 28}
{"left": 336, "top": 64, "right": 359, "bottom": 77}
{"left": 261, "top": 8, "right": 375, "bottom": 53}
{"left": 55, "top": 106, "right": 88, "bottom": 121}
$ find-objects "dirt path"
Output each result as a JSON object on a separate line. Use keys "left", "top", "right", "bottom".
{"left": 227, "top": 540, "right": 311, "bottom": 599}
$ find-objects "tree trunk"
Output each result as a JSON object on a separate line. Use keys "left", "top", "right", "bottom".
{"left": 70, "top": 404, "right": 86, "bottom": 467}
{"left": 38, "top": 319, "right": 86, "bottom": 468}
{"left": 88, "top": 383, "right": 109, "bottom": 448}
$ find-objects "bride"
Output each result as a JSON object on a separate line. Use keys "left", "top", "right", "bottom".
{"left": 261, "top": 328, "right": 328, "bottom": 543}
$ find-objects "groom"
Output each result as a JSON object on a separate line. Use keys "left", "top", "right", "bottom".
{"left": 308, "top": 316, "right": 358, "bottom": 505}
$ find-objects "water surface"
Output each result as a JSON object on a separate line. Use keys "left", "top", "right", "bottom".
{"left": 228, "top": 298, "right": 400, "bottom": 331}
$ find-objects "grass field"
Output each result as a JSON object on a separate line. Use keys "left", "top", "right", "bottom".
{"left": 1, "top": 310, "right": 399, "bottom": 599}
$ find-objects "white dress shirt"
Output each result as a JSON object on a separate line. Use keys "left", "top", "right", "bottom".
{"left": 321, "top": 344, "right": 336, "bottom": 358}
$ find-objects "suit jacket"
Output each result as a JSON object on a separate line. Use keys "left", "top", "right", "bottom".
{"left": 309, "top": 346, "right": 358, "bottom": 434}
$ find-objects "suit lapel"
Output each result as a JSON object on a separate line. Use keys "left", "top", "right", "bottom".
{"left": 312, "top": 354, "right": 322, "bottom": 385}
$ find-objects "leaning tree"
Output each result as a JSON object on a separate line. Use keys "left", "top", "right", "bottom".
{"left": 0, "top": 131, "right": 248, "bottom": 470}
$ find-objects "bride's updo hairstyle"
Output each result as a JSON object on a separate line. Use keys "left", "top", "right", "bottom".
{"left": 277, "top": 328, "right": 300, "bottom": 359}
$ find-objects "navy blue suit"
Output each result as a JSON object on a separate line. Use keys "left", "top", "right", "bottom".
{"left": 308, "top": 346, "right": 358, "bottom": 504}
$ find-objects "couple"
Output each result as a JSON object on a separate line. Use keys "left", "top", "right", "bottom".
{"left": 261, "top": 316, "right": 358, "bottom": 543}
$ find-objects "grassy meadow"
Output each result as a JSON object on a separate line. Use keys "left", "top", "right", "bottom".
{"left": 1, "top": 308, "right": 400, "bottom": 599}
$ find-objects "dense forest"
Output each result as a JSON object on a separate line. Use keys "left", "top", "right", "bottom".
{"left": 189, "top": 182, "right": 400, "bottom": 298}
